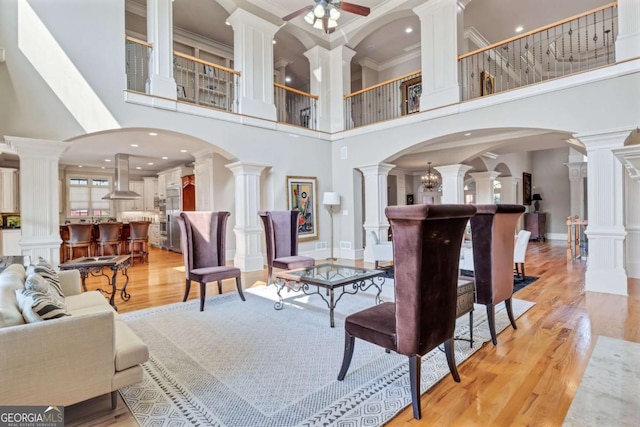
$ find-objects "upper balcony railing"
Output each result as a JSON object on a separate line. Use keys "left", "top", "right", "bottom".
{"left": 344, "top": 70, "right": 421, "bottom": 130}
{"left": 173, "top": 53, "right": 240, "bottom": 113}
{"left": 459, "top": 2, "right": 618, "bottom": 101}
{"left": 125, "top": 36, "right": 151, "bottom": 93}
{"left": 274, "top": 83, "right": 318, "bottom": 130}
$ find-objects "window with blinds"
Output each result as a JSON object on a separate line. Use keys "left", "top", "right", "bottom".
{"left": 68, "top": 176, "right": 111, "bottom": 217}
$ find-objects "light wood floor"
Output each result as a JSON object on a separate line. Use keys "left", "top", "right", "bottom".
{"left": 64, "top": 242, "right": 640, "bottom": 426}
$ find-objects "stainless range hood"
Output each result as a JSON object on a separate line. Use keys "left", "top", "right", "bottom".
{"left": 102, "top": 153, "right": 142, "bottom": 200}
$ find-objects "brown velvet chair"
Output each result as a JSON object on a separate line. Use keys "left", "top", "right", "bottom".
{"left": 97, "top": 222, "right": 122, "bottom": 256}
{"left": 63, "top": 223, "right": 95, "bottom": 261}
{"left": 128, "top": 221, "right": 150, "bottom": 265}
{"left": 258, "top": 211, "right": 315, "bottom": 284}
{"left": 175, "top": 211, "right": 245, "bottom": 311}
{"left": 337, "top": 204, "right": 477, "bottom": 420}
{"left": 470, "top": 204, "right": 526, "bottom": 345}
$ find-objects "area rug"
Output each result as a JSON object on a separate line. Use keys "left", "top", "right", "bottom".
{"left": 460, "top": 270, "right": 539, "bottom": 293}
{"left": 120, "top": 282, "right": 534, "bottom": 427}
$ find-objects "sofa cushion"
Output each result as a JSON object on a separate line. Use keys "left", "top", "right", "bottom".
{"left": 27, "top": 257, "right": 64, "bottom": 300}
{"left": 15, "top": 288, "right": 70, "bottom": 322}
{"left": 25, "top": 273, "right": 67, "bottom": 308}
{"left": 66, "top": 291, "right": 111, "bottom": 313}
{"left": 114, "top": 320, "right": 149, "bottom": 372}
{"left": 0, "top": 264, "right": 27, "bottom": 328}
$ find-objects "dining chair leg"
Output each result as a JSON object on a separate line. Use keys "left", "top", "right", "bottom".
{"left": 469, "top": 311, "right": 474, "bottom": 348}
{"left": 505, "top": 298, "right": 518, "bottom": 330}
{"left": 409, "top": 355, "right": 421, "bottom": 420}
{"left": 337, "top": 332, "right": 355, "bottom": 381}
{"left": 217, "top": 281, "right": 223, "bottom": 295}
{"left": 235, "top": 277, "right": 245, "bottom": 301}
{"left": 444, "top": 338, "right": 460, "bottom": 382}
{"left": 199, "top": 282, "right": 206, "bottom": 312}
{"left": 486, "top": 303, "right": 497, "bottom": 345}
{"left": 183, "top": 279, "right": 191, "bottom": 302}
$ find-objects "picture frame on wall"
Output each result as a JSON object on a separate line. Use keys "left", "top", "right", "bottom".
{"left": 480, "top": 71, "right": 495, "bottom": 96}
{"left": 523, "top": 172, "right": 532, "bottom": 205}
{"left": 203, "top": 64, "right": 217, "bottom": 78}
{"left": 401, "top": 77, "right": 422, "bottom": 115}
{"left": 286, "top": 176, "right": 318, "bottom": 241}
{"left": 406, "top": 194, "right": 414, "bottom": 205}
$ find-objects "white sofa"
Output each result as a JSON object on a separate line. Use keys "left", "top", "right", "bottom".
{"left": 0, "top": 263, "right": 149, "bottom": 407}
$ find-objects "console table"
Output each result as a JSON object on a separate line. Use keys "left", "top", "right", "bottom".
{"left": 525, "top": 212, "right": 547, "bottom": 241}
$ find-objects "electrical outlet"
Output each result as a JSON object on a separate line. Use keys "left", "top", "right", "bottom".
{"left": 315, "top": 241, "right": 327, "bottom": 250}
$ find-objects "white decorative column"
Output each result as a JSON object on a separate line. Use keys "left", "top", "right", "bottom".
{"left": 470, "top": 171, "right": 500, "bottom": 204}
{"left": 616, "top": 0, "right": 640, "bottom": 61}
{"left": 577, "top": 129, "right": 630, "bottom": 295}
{"left": 225, "top": 162, "right": 267, "bottom": 272}
{"left": 193, "top": 149, "right": 214, "bottom": 211}
{"left": 304, "top": 45, "right": 356, "bottom": 133}
{"left": 435, "top": 164, "right": 473, "bottom": 204}
{"left": 358, "top": 163, "right": 395, "bottom": 264}
{"left": 496, "top": 176, "right": 520, "bottom": 204}
{"left": 147, "top": 0, "right": 177, "bottom": 99}
{"left": 3, "top": 137, "right": 71, "bottom": 265}
{"left": 413, "top": 0, "right": 460, "bottom": 110}
{"left": 228, "top": 9, "right": 278, "bottom": 121}
{"left": 565, "top": 149, "right": 588, "bottom": 219}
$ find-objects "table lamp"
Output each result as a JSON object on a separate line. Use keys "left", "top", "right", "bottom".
{"left": 532, "top": 193, "right": 543, "bottom": 213}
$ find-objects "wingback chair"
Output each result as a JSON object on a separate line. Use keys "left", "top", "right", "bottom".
{"left": 337, "top": 204, "right": 477, "bottom": 420}
{"left": 258, "top": 211, "right": 315, "bottom": 284}
{"left": 470, "top": 204, "right": 526, "bottom": 345}
{"left": 175, "top": 211, "right": 245, "bottom": 311}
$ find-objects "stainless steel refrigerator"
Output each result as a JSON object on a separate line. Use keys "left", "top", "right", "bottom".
{"left": 162, "top": 185, "right": 182, "bottom": 253}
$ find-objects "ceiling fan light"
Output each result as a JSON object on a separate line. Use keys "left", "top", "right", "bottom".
{"left": 329, "top": 6, "right": 341, "bottom": 20}
{"left": 313, "top": 18, "right": 323, "bottom": 29}
{"left": 327, "top": 18, "right": 338, "bottom": 28}
{"left": 304, "top": 11, "right": 315, "bottom": 25}
{"left": 313, "top": 4, "right": 325, "bottom": 18}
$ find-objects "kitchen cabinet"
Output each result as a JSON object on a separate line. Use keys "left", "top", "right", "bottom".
{"left": 158, "top": 166, "right": 193, "bottom": 192}
{"left": 0, "top": 168, "right": 19, "bottom": 213}
{"left": 143, "top": 177, "right": 158, "bottom": 211}
{"left": 157, "top": 174, "right": 166, "bottom": 199}
{"left": 149, "top": 223, "right": 160, "bottom": 247}
{"left": 0, "top": 229, "right": 22, "bottom": 256}
{"left": 182, "top": 174, "right": 195, "bottom": 211}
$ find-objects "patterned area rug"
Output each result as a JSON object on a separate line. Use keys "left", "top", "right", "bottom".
{"left": 121, "top": 282, "right": 534, "bottom": 427}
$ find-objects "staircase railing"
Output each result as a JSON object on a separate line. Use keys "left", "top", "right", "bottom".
{"left": 173, "top": 52, "right": 240, "bottom": 113}
{"left": 125, "top": 36, "right": 152, "bottom": 93}
{"left": 458, "top": 2, "right": 618, "bottom": 101}
{"left": 344, "top": 70, "right": 422, "bottom": 130}
{"left": 274, "top": 83, "right": 318, "bottom": 130}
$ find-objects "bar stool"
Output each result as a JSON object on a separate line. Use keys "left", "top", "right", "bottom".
{"left": 97, "top": 222, "right": 122, "bottom": 256}
{"left": 128, "top": 221, "right": 150, "bottom": 265}
{"left": 63, "top": 223, "right": 95, "bottom": 261}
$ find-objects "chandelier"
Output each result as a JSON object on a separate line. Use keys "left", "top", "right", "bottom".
{"left": 421, "top": 162, "right": 441, "bottom": 191}
{"left": 303, "top": 3, "right": 341, "bottom": 31}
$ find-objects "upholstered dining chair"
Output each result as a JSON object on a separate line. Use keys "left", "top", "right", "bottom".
{"left": 367, "top": 230, "right": 393, "bottom": 269}
{"left": 97, "top": 222, "right": 122, "bottom": 256}
{"left": 470, "top": 204, "right": 526, "bottom": 345}
{"left": 337, "top": 204, "right": 477, "bottom": 420}
{"left": 63, "top": 223, "right": 95, "bottom": 261}
{"left": 128, "top": 221, "right": 150, "bottom": 265}
{"left": 258, "top": 211, "right": 315, "bottom": 285}
{"left": 514, "top": 229, "right": 532, "bottom": 280}
{"left": 175, "top": 211, "right": 245, "bottom": 311}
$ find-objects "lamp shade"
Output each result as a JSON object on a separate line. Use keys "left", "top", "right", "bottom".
{"left": 532, "top": 193, "right": 543, "bottom": 201}
{"left": 323, "top": 192, "right": 340, "bottom": 206}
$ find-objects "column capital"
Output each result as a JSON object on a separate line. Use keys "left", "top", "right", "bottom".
{"left": 434, "top": 164, "right": 473, "bottom": 177}
{"left": 358, "top": 163, "right": 395, "bottom": 177}
{"left": 574, "top": 128, "right": 634, "bottom": 150}
{"left": 3, "top": 136, "right": 71, "bottom": 158}
{"left": 225, "top": 161, "right": 268, "bottom": 176}
{"left": 227, "top": 8, "right": 279, "bottom": 36}
{"left": 469, "top": 171, "right": 501, "bottom": 181}
{"left": 413, "top": 0, "right": 457, "bottom": 16}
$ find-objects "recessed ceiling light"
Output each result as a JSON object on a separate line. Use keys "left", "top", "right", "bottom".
{"left": 136, "top": 166, "right": 142, "bottom": 170}
{"left": 285, "top": 76, "right": 292, "bottom": 82}
{"left": 131, "top": 144, "right": 139, "bottom": 147}
{"left": 105, "top": 158, "right": 111, "bottom": 162}
{"left": 78, "top": 165, "right": 83, "bottom": 168}
{"left": 147, "top": 162, "right": 154, "bottom": 166}
{"left": 180, "top": 149, "right": 187, "bottom": 153}
{"left": 464, "top": 132, "right": 471, "bottom": 136}
{"left": 149, "top": 132, "right": 158, "bottom": 136}
{"left": 101, "top": 166, "right": 105, "bottom": 169}
{"left": 515, "top": 26, "right": 524, "bottom": 33}
{"left": 405, "top": 27, "right": 413, "bottom": 34}
{"left": 162, "top": 156, "right": 168, "bottom": 160}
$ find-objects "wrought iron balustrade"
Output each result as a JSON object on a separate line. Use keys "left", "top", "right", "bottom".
{"left": 125, "top": 36, "right": 151, "bottom": 93}
{"left": 344, "top": 70, "right": 422, "bottom": 130}
{"left": 274, "top": 83, "right": 318, "bottom": 130}
{"left": 459, "top": 2, "right": 618, "bottom": 101}
{"left": 173, "top": 52, "right": 240, "bottom": 113}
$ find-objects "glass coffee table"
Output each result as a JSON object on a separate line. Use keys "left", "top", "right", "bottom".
{"left": 275, "top": 264, "right": 386, "bottom": 327}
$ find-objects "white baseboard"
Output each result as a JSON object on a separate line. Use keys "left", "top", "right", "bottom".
{"left": 546, "top": 233, "right": 566, "bottom": 241}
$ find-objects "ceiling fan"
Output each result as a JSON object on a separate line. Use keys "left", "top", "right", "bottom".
{"left": 283, "top": 1, "right": 371, "bottom": 34}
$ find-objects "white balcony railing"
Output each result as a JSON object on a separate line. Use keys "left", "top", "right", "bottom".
{"left": 274, "top": 83, "right": 318, "bottom": 130}
{"left": 125, "top": 36, "right": 151, "bottom": 93}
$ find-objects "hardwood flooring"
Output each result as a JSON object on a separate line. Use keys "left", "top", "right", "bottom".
{"left": 64, "top": 242, "right": 640, "bottom": 426}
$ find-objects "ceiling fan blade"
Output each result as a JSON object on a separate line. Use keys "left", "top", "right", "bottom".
{"left": 338, "top": 2, "right": 371, "bottom": 16}
{"left": 282, "top": 6, "right": 311, "bottom": 21}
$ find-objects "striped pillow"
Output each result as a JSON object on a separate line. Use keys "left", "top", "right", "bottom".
{"left": 15, "top": 288, "right": 70, "bottom": 323}
{"left": 25, "top": 273, "right": 67, "bottom": 308}
{"left": 26, "top": 257, "right": 64, "bottom": 300}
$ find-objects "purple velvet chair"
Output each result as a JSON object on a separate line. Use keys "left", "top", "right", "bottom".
{"left": 337, "top": 204, "right": 477, "bottom": 420}
{"left": 175, "top": 211, "right": 245, "bottom": 311}
{"left": 258, "top": 211, "right": 315, "bottom": 284}
{"left": 469, "top": 204, "right": 526, "bottom": 345}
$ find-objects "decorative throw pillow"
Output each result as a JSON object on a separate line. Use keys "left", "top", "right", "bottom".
{"left": 15, "top": 288, "right": 70, "bottom": 323}
{"left": 25, "top": 273, "right": 66, "bottom": 308}
{"left": 26, "top": 257, "right": 64, "bottom": 300}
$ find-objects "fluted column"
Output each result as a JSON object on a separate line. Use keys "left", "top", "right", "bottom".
{"left": 147, "top": 0, "right": 176, "bottom": 99}
{"left": 496, "top": 176, "right": 520, "bottom": 204}
{"left": 3, "top": 136, "right": 71, "bottom": 265}
{"left": 193, "top": 149, "right": 214, "bottom": 211}
{"left": 616, "top": 0, "right": 640, "bottom": 61}
{"left": 470, "top": 171, "right": 500, "bottom": 204}
{"left": 435, "top": 164, "right": 473, "bottom": 204}
{"left": 565, "top": 149, "right": 588, "bottom": 219}
{"left": 359, "top": 163, "right": 395, "bottom": 264}
{"left": 225, "top": 162, "right": 267, "bottom": 272}
{"left": 577, "top": 130, "right": 629, "bottom": 295}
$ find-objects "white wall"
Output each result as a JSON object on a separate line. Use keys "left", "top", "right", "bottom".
{"left": 532, "top": 148, "right": 571, "bottom": 237}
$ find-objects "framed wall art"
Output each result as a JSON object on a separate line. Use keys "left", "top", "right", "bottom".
{"left": 523, "top": 172, "right": 532, "bottom": 205}
{"left": 480, "top": 71, "right": 495, "bottom": 96}
{"left": 286, "top": 176, "right": 318, "bottom": 241}
{"left": 401, "top": 77, "right": 422, "bottom": 115}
